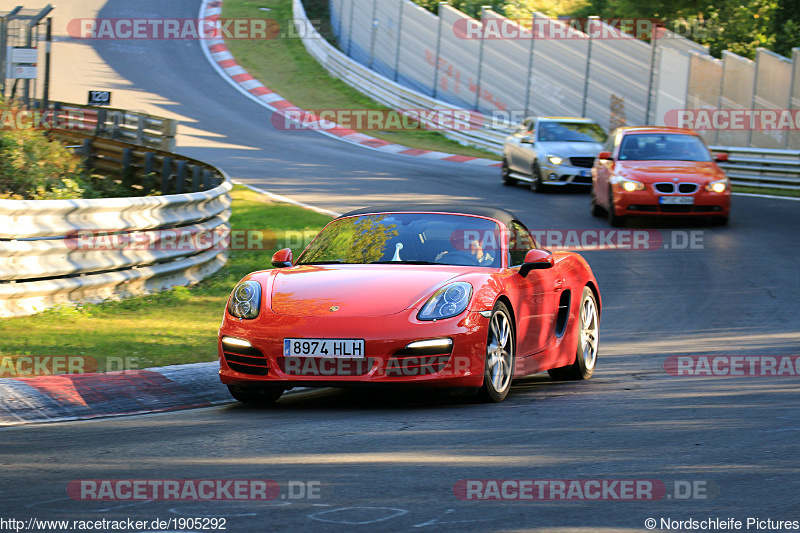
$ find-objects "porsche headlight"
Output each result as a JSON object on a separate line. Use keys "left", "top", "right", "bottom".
{"left": 705, "top": 179, "right": 728, "bottom": 193}
{"left": 547, "top": 155, "right": 563, "bottom": 166}
{"left": 228, "top": 280, "right": 262, "bottom": 319}
{"left": 619, "top": 178, "right": 645, "bottom": 192}
{"left": 418, "top": 282, "right": 473, "bottom": 321}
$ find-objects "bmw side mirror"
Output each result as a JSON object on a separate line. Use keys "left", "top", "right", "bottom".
{"left": 521, "top": 135, "right": 533, "bottom": 144}
{"left": 271, "top": 248, "right": 293, "bottom": 268}
{"left": 519, "top": 249, "right": 554, "bottom": 277}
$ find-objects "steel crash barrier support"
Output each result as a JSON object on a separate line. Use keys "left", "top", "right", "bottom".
{"left": 293, "top": 0, "right": 800, "bottom": 192}
{"left": 0, "top": 131, "right": 232, "bottom": 318}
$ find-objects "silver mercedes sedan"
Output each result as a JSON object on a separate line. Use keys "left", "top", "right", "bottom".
{"left": 502, "top": 117, "right": 606, "bottom": 192}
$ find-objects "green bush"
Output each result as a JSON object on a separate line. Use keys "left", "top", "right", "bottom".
{"left": 0, "top": 127, "right": 88, "bottom": 200}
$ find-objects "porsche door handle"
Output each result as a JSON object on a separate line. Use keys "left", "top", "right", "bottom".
{"left": 554, "top": 279, "right": 565, "bottom": 291}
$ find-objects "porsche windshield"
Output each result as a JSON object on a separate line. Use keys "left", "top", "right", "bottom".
{"left": 618, "top": 133, "right": 713, "bottom": 162}
{"left": 297, "top": 213, "right": 503, "bottom": 268}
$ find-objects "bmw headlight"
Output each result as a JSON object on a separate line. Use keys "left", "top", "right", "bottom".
{"left": 547, "top": 155, "right": 563, "bottom": 166}
{"left": 705, "top": 179, "right": 728, "bottom": 193}
{"left": 418, "top": 282, "right": 473, "bottom": 321}
{"left": 619, "top": 178, "right": 645, "bottom": 192}
{"left": 228, "top": 280, "right": 262, "bottom": 319}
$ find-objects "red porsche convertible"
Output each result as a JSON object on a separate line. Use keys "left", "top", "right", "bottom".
{"left": 218, "top": 206, "right": 601, "bottom": 404}
{"left": 591, "top": 127, "right": 731, "bottom": 226}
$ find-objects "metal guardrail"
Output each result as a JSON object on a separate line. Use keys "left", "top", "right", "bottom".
{"left": 0, "top": 133, "right": 231, "bottom": 318}
{"left": 47, "top": 102, "right": 177, "bottom": 152}
{"left": 710, "top": 146, "right": 800, "bottom": 191}
{"left": 294, "top": 0, "right": 800, "bottom": 191}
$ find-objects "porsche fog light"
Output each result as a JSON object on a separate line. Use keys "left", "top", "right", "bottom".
{"left": 418, "top": 282, "right": 473, "bottom": 321}
{"left": 228, "top": 280, "right": 262, "bottom": 319}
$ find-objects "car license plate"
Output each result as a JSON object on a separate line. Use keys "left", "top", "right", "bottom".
{"left": 580, "top": 169, "right": 590, "bottom": 177}
{"left": 283, "top": 338, "right": 365, "bottom": 358}
{"left": 659, "top": 196, "right": 694, "bottom": 205}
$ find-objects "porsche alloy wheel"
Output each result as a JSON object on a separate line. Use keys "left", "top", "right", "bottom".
{"left": 480, "top": 302, "right": 515, "bottom": 402}
{"left": 227, "top": 384, "right": 284, "bottom": 405}
{"left": 548, "top": 287, "right": 599, "bottom": 381}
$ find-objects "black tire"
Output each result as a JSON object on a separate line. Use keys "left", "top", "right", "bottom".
{"left": 530, "top": 162, "right": 546, "bottom": 193}
{"left": 606, "top": 186, "right": 625, "bottom": 227}
{"left": 548, "top": 287, "right": 598, "bottom": 381}
{"left": 479, "top": 301, "right": 515, "bottom": 402}
{"left": 590, "top": 187, "right": 606, "bottom": 217}
{"left": 227, "top": 384, "right": 284, "bottom": 404}
{"left": 501, "top": 158, "right": 516, "bottom": 185}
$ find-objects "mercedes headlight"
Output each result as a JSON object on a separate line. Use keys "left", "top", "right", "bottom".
{"left": 547, "top": 155, "right": 563, "bottom": 166}
{"left": 705, "top": 179, "right": 728, "bottom": 193}
{"left": 228, "top": 280, "right": 262, "bottom": 319}
{"left": 418, "top": 282, "right": 473, "bottom": 321}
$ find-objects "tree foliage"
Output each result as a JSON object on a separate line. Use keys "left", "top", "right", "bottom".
{"left": 411, "top": 0, "right": 798, "bottom": 59}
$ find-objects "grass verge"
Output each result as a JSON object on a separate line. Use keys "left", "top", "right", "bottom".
{"left": 220, "top": 0, "right": 500, "bottom": 160}
{"left": 731, "top": 184, "right": 800, "bottom": 198}
{"left": 0, "top": 186, "right": 332, "bottom": 375}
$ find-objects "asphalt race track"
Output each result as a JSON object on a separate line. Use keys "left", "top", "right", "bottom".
{"left": 2, "top": 0, "right": 799, "bottom": 531}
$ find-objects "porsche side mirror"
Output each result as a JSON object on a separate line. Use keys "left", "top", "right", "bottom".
{"left": 597, "top": 151, "right": 612, "bottom": 160}
{"left": 519, "top": 249, "right": 554, "bottom": 277}
{"left": 271, "top": 248, "right": 293, "bottom": 268}
{"left": 715, "top": 153, "right": 729, "bottom": 162}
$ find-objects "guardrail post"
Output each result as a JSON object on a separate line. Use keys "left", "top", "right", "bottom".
{"left": 81, "top": 139, "right": 93, "bottom": 170}
{"left": 581, "top": 16, "right": 598, "bottom": 118}
{"left": 523, "top": 12, "right": 536, "bottom": 117}
{"left": 432, "top": 2, "right": 447, "bottom": 99}
{"left": 175, "top": 161, "right": 187, "bottom": 194}
{"left": 393, "top": 0, "right": 404, "bottom": 82}
{"left": 136, "top": 113, "right": 146, "bottom": 146}
{"left": 143, "top": 152, "right": 155, "bottom": 194}
{"left": 203, "top": 170, "right": 215, "bottom": 190}
{"left": 191, "top": 166, "right": 203, "bottom": 192}
{"left": 473, "top": 6, "right": 490, "bottom": 110}
{"left": 161, "top": 157, "right": 173, "bottom": 195}
{"left": 161, "top": 119, "right": 177, "bottom": 152}
{"left": 121, "top": 147, "right": 133, "bottom": 189}
{"left": 96, "top": 108, "right": 107, "bottom": 135}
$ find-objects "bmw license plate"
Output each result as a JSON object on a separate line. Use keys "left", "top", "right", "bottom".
{"left": 284, "top": 338, "right": 365, "bottom": 358}
{"left": 659, "top": 196, "right": 694, "bottom": 205}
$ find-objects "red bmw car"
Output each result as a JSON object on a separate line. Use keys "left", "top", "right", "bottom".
{"left": 591, "top": 127, "right": 731, "bottom": 226}
{"left": 218, "top": 206, "right": 601, "bottom": 404}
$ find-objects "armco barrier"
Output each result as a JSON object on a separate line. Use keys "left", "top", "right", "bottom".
{"left": 0, "top": 134, "right": 231, "bottom": 318}
{"left": 293, "top": 0, "right": 800, "bottom": 191}
{"left": 47, "top": 102, "right": 177, "bottom": 152}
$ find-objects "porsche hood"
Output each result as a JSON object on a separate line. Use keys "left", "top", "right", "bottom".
{"left": 267, "top": 265, "right": 469, "bottom": 317}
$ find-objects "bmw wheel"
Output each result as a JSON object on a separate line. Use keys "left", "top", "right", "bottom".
{"left": 606, "top": 186, "right": 625, "bottom": 227}
{"left": 480, "top": 301, "right": 515, "bottom": 402}
{"left": 548, "top": 287, "right": 598, "bottom": 381}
